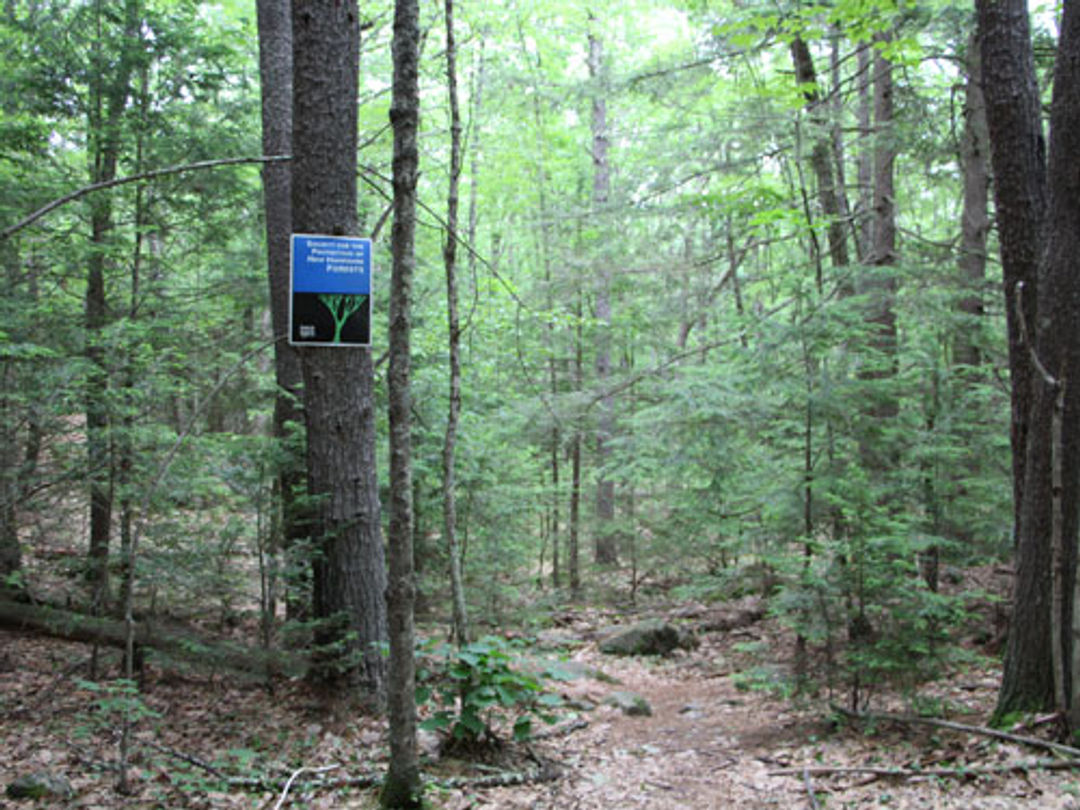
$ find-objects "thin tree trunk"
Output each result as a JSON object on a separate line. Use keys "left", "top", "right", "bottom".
{"left": 442, "top": 0, "right": 469, "bottom": 649}
{"left": 588, "top": 19, "right": 617, "bottom": 566}
{"left": 568, "top": 293, "right": 583, "bottom": 598}
{"left": 256, "top": 0, "right": 307, "bottom": 624}
{"left": 117, "top": 56, "right": 150, "bottom": 627}
{"left": 0, "top": 235, "right": 23, "bottom": 585}
{"left": 789, "top": 36, "right": 849, "bottom": 271}
{"left": 855, "top": 42, "right": 873, "bottom": 262}
{"left": 85, "top": 0, "right": 140, "bottom": 617}
{"left": 292, "top": 0, "right": 387, "bottom": 694}
{"left": 381, "top": 0, "right": 422, "bottom": 801}
{"left": 0, "top": 342, "right": 21, "bottom": 585}
{"left": 525, "top": 42, "right": 561, "bottom": 589}
{"left": 954, "top": 30, "right": 990, "bottom": 369}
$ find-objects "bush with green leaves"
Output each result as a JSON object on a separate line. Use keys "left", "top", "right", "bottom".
{"left": 416, "top": 636, "right": 565, "bottom": 749}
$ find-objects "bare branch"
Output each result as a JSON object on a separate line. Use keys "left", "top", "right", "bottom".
{"left": 1, "top": 155, "right": 291, "bottom": 241}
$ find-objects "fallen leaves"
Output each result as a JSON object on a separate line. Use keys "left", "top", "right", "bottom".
{"left": 3, "top": 602, "right": 1080, "bottom": 809}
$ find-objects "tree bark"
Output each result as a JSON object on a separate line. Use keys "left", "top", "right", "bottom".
{"left": 977, "top": 0, "right": 1046, "bottom": 554}
{"left": 856, "top": 35, "right": 899, "bottom": 477}
{"left": 381, "top": 0, "right": 422, "bottom": 802}
{"left": 999, "top": 0, "right": 1080, "bottom": 718}
{"left": 291, "top": 0, "right": 387, "bottom": 695}
{"left": 976, "top": 0, "right": 1052, "bottom": 718}
{"left": 256, "top": 0, "right": 307, "bottom": 623}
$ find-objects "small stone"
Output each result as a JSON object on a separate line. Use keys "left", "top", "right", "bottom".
{"left": 604, "top": 691, "right": 653, "bottom": 717}
{"left": 679, "top": 702, "right": 706, "bottom": 719}
{"left": 417, "top": 729, "right": 441, "bottom": 759}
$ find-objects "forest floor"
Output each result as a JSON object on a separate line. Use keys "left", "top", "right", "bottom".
{"left": 3, "top": 572, "right": 1080, "bottom": 808}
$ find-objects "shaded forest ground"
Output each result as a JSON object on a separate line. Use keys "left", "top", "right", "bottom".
{"left": 3, "top": 568, "right": 1080, "bottom": 808}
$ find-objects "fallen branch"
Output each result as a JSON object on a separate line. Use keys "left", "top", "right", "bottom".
{"left": 437, "top": 763, "right": 561, "bottom": 788}
{"left": 142, "top": 739, "right": 229, "bottom": 781}
{"left": 531, "top": 718, "right": 589, "bottom": 740}
{"left": 770, "top": 758, "right": 1080, "bottom": 780}
{"left": 832, "top": 705, "right": 1080, "bottom": 760}
{"left": 274, "top": 765, "right": 340, "bottom": 810}
{"left": 230, "top": 763, "right": 560, "bottom": 794}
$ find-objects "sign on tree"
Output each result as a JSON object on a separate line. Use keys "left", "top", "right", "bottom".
{"left": 289, "top": 234, "right": 372, "bottom": 346}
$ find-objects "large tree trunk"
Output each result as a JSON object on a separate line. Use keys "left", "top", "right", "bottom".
{"left": 998, "top": 0, "right": 1080, "bottom": 719}
{"left": 977, "top": 0, "right": 1046, "bottom": 553}
{"left": 857, "top": 37, "right": 899, "bottom": 475}
{"left": 381, "top": 0, "right": 422, "bottom": 802}
{"left": 256, "top": 0, "right": 307, "bottom": 623}
{"left": 977, "top": 0, "right": 1052, "bottom": 719}
{"left": 588, "top": 20, "right": 618, "bottom": 566}
{"left": 291, "top": 0, "right": 387, "bottom": 695}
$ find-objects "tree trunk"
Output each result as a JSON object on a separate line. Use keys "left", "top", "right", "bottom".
{"left": 998, "top": 0, "right": 1080, "bottom": 719}
{"left": 856, "top": 36, "right": 899, "bottom": 478}
{"left": 381, "top": 0, "right": 422, "bottom": 802}
{"left": 84, "top": 0, "right": 140, "bottom": 612}
{"left": 953, "top": 30, "right": 991, "bottom": 369}
{"left": 789, "top": 36, "right": 849, "bottom": 271}
{"left": 977, "top": 0, "right": 1046, "bottom": 553}
{"left": 527, "top": 49, "right": 561, "bottom": 590}
{"left": 855, "top": 42, "right": 873, "bottom": 262}
{"left": 976, "top": 0, "right": 1052, "bottom": 718}
{"left": 256, "top": 0, "right": 307, "bottom": 623}
{"left": 0, "top": 351, "right": 21, "bottom": 584}
{"left": 291, "top": 0, "right": 387, "bottom": 695}
{"left": 441, "top": 0, "right": 469, "bottom": 649}
{"left": 568, "top": 291, "right": 584, "bottom": 598}
{"left": 588, "top": 19, "right": 617, "bottom": 566}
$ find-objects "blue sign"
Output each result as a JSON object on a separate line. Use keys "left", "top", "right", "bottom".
{"left": 289, "top": 234, "right": 372, "bottom": 346}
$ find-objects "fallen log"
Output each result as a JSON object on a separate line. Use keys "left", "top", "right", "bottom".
{"left": 0, "top": 597, "right": 304, "bottom": 680}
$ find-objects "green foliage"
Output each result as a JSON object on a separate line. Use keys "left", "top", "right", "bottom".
{"left": 1, "top": 0, "right": 1018, "bottom": 722}
{"left": 74, "top": 678, "right": 161, "bottom": 745}
{"left": 416, "top": 636, "right": 564, "bottom": 747}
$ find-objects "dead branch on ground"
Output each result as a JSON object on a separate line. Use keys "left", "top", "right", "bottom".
{"left": 832, "top": 705, "right": 1080, "bottom": 760}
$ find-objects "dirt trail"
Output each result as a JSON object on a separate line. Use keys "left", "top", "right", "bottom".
{"left": 442, "top": 626, "right": 1080, "bottom": 809}
{"left": 3, "top": 605, "right": 1080, "bottom": 808}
